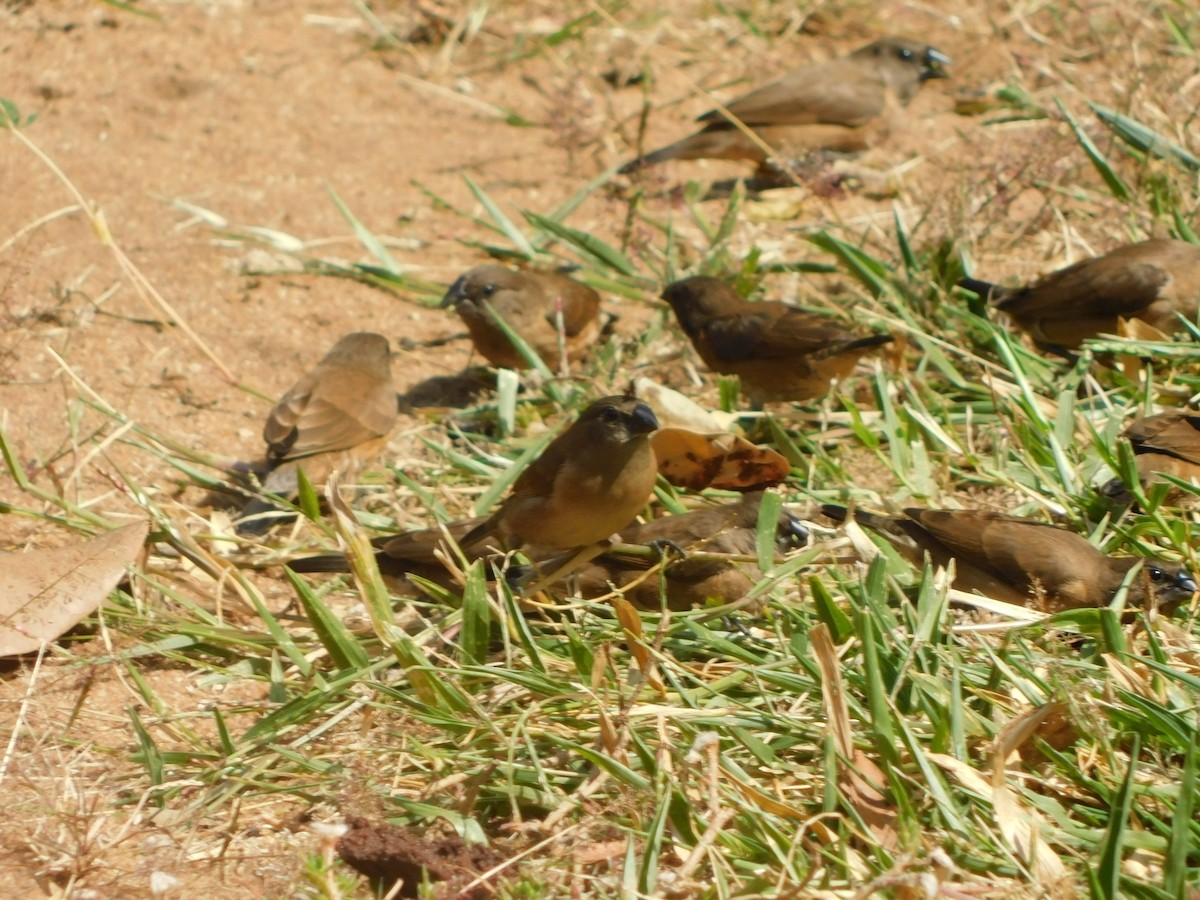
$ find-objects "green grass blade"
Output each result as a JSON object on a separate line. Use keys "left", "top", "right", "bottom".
{"left": 327, "top": 185, "right": 401, "bottom": 273}
{"left": 755, "top": 490, "right": 783, "bottom": 576}
{"left": 1164, "top": 731, "right": 1197, "bottom": 896}
{"left": 1090, "top": 103, "right": 1200, "bottom": 171}
{"left": 285, "top": 568, "right": 370, "bottom": 671}
{"left": 1096, "top": 735, "right": 1140, "bottom": 899}
{"left": 524, "top": 211, "right": 637, "bottom": 276}
{"left": 1056, "top": 99, "right": 1132, "bottom": 201}
{"left": 459, "top": 560, "right": 491, "bottom": 668}
{"left": 464, "top": 174, "right": 536, "bottom": 258}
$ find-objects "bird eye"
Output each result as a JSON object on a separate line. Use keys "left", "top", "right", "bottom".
{"left": 898, "top": 47, "right": 913, "bottom": 60}
{"left": 1147, "top": 565, "right": 1165, "bottom": 582}
{"left": 480, "top": 283, "right": 496, "bottom": 297}
{"left": 601, "top": 406, "right": 622, "bottom": 423}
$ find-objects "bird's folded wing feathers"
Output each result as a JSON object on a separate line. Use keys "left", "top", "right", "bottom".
{"left": 996, "top": 261, "right": 1168, "bottom": 318}
{"left": 701, "top": 63, "right": 886, "bottom": 128}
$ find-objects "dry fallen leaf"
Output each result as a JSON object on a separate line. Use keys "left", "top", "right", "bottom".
{"left": 811, "top": 623, "right": 899, "bottom": 851}
{"left": 989, "top": 703, "right": 1069, "bottom": 882}
{"left": 652, "top": 427, "right": 789, "bottom": 491}
{"left": 634, "top": 378, "right": 737, "bottom": 432}
{"left": 612, "top": 595, "right": 664, "bottom": 693}
{"left": 0, "top": 521, "right": 149, "bottom": 657}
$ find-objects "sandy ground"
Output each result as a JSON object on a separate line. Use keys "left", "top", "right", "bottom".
{"left": 1, "top": 0, "right": 1194, "bottom": 894}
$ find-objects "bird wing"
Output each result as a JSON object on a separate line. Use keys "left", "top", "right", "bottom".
{"left": 263, "top": 371, "right": 318, "bottom": 459}
{"left": 540, "top": 275, "right": 601, "bottom": 337}
{"left": 379, "top": 518, "right": 490, "bottom": 565}
{"left": 996, "top": 258, "right": 1170, "bottom": 319}
{"left": 909, "top": 510, "right": 1088, "bottom": 595}
{"left": 699, "top": 59, "right": 886, "bottom": 128}
{"left": 1128, "top": 415, "right": 1200, "bottom": 465}
{"left": 265, "top": 369, "right": 397, "bottom": 461}
{"left": 614, "top": 502, "right": 752, "bottom": 566}
{"left": 703, "top": 307, "right": 852, "bottom": 362}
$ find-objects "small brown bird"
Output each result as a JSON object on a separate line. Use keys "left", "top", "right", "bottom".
{"left": 959, "top": 239, "right": 1200, "bottom": 353}
{"left": 291, "top": 491, "right": 809, "bottom": 608}
{"left": 823, "top": 504, "right": 1196, "bottom": 612}
{"left": 620, "top": 36, "right": 950, "bottom": 176}
{"left": 290, "top": 396, "right": 659, "bottom": 572}
{"left": 236, "top": 333, "right": 398, "bottom": 534}
{"left": 441, "top": 265, "right": 603, "bottom": 371}
{"left": 570, "top": 491, "right": 809, "bottom": 609}
{"left": 662, "top": 275, "right": 893, "bottom": 405}
{"left": 460, "top": 395, "right": 660, "bottom": 554}
{"left": 1104, "top": 413, "right": 1200, "bottom": 506}
{"left": 287, "top": 516, "right": 488, "bottom": 586}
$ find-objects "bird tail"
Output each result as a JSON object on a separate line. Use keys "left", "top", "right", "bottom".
{"left": 821, "top": 504, "right": 850, "bottom": 524}
{"left": 844, "top": 334, "right": 894, "bottom": 353}
{"left": 618, "top": 144, "right": 682, "bottom": 174}
{"left": 957, "top": 277, "right": 1002, "bottom": 302}
{"left": 821, "top": 503, "right": 895, "bottom": 533}
{"left": 619, "top": 127, "right": 759, "bottom": 174}
{"left": 286, "top": 554, "right": 352, "bottom": 574}
{"left": 234, "top": 497, "right": 295, "bottom": 535}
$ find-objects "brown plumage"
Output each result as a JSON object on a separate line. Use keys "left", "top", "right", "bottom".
{"left": 441, "top": 264, "right": 603, "bottom": 371}
{"left": 459, "top": 396, "right": 659, "bottom": 553}
{"left": 620, "top": 37, "right": 950, "bottom": 175}
{"left": 1104, "top": 413, "right": 1200, "bottom": 506}
{"left": 287, "top": 516, "right": 488, "bottom": 586}
{"left": 662, "top": 275, "right": 893, "bottom": 404}
{"left": 290, "top": 396, "right": 659, "bottom": 574}
{"left": 237, "top": 333, "right": 397, "bottom": 534}
{"left": 959, "top": 239, "right": 1200, "bottom": 353}
{"left": 823, "top": 504, "right": 1196, "bottom": 612}
{"left": 291, "top": 491, "right": 809, "bottom": 609}
{"left": 571, "top": 492, "right": 809, "bottom": 609}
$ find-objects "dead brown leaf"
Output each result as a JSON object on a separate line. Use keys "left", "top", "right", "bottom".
{"left": 651, "top": 427, "right": 789, "bottom": 492}
{"left": 0, "top": 521, "right": 149, "bottom": 657}
{"left": 811, "top": 623, "right": 899, "bottom": 850}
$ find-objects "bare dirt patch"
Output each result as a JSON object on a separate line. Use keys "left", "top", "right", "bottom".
{"left": 2, "top": 0, "right": 1196, "bottom": 895}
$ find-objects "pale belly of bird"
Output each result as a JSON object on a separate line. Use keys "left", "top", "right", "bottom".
{"left": 516, "top": 464, "right": 657, "bottom": 549}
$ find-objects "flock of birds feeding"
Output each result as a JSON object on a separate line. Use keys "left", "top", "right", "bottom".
{"left": 226, "top": 34, "right": 1200, "bottom": 618}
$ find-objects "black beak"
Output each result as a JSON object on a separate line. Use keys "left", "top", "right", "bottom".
{"left": 778, "top": 514, "right": 810, "bottom": 549}
{"left": 1174, "top": 569, "right": 1198, "bottom": 597}
{"left": 921, "top": 46, "right": 952, "bottom": 80}
{"left": 440, "top": 276, "right": 467, "bottom": 309}
{"left": 629, "top": 402, "right": 659, "bottom": 435}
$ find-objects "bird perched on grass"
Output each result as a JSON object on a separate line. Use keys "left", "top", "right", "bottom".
{"left": 568, "top": 491, "right": 808, "bottom": 609}
{"left": 441, "top": 264, "right": 604, "bottom": 371}
{"left": 823, "top": 504, "right": 1196, "bottom": 612}
{"left": 661, "top": 275, "right": 893, "bottom": 405}
{"left": 291, "top": 491, "right": 809, "bottom": 610}
{"left": 456, "top": 395, "right": 659, "bottom": 553}
{"left": 620, "top": 36, "right": 950, "bottom": 178}
{"left": 236, "top": 332, "right": 397, "bottom": 534}
{"left": 1103, "top": 412, "right": 1200, "bottom": 507}
{"left": 959, "top": 239, "right": 1200, "bottom": 354}
{"left": 290, "top": 395, "right": 659, "bottom": 578}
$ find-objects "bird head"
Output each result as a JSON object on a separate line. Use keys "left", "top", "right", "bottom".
{"left": 1143, "top": 561, "right": 1198, "bottom": 610}
{"left": 661, "top": 276, "right": 741, "bottom": 337}
{"left": 778, "top": 512, "right": 811, "bottom": 550}
{"left": 856, "top": 37, "right": 951, "bottom": 92}
{"left": 578, "top": 396, "right": 660, "bottom": 446}
{"left": 440, "top": 265, "right": 522, "bottom": 310}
